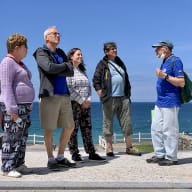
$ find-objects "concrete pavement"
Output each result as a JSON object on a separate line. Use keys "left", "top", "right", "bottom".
{"left": 0, "top": 144, "right": 192, "bottom": 191}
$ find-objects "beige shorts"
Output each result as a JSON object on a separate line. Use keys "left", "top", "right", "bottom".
{"left": 39, "top": 95, "right": 74, "bottom": 130}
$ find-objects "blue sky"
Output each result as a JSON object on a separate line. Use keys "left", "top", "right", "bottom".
{"left": 1, "top": 0, "right": 192, "bottom": 102}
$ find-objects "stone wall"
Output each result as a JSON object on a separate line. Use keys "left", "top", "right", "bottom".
{"left": 178, "top": 133, "right": 192, "bottom": 151}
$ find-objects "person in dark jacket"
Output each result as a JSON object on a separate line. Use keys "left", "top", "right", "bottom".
{"left": 33, "top": 26, "right": 76, "bottom": 171}
{"left": 93, "top": 42, "right": 141, "bottom": 157}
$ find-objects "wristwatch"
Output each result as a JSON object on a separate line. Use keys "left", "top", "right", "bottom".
{"left": 165, "top": 74, "right": 169, "bottom": 80}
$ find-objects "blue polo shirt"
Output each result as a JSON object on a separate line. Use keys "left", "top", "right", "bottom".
{"left": 156, "top": 56, "right": 184, "bottom": 108}
{"left": 51, "top": 51, "right": 69, "bottom": 95}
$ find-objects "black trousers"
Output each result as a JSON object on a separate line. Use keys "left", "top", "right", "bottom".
{"left": 68, "top": 101, "right": 95, "bottom": 155}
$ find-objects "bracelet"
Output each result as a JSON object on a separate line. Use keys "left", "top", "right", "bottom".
{"left": 165, "top": 74, "right": 169, "bottom": 80}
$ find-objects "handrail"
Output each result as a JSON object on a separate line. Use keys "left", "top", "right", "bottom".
{"left": 27, "top": 134, "right": 44, "bottom": 144}
{"left": 98, "top": 132, "right": 192, "bottom": 149}
{"left": 26, "top": 132, "right": 192, "bottom": 146}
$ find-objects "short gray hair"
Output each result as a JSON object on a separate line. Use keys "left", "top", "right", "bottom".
{"left": 43, "top": 26, "right": 57, "bottom": 40}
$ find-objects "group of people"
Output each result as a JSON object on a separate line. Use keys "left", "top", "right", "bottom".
{"left": 0, "top": 26, "right": 185, "bottom": 178}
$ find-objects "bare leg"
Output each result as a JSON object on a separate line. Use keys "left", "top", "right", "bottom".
{"left": 44, "top": 130, "right": 54, "bottom": 158}
{"left": 125, "top": 135, "right": 132, "bottom": 148}
{"left": 58, "top": 127, "right": 74, "bottom": 155}
{"left": 105, "top": 135, "right": 113, "bottom": 152}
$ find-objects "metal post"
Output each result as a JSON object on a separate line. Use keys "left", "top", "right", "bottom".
{"left": 114, "top": 133, "right": 116, "bottom": 143}
{"left": 33, "top": 134, "right": 35, "bottom": 144}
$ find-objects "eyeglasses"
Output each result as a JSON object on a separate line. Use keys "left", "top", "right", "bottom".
{"left": 47, "top": 32, "right": 61, "bottom": 36}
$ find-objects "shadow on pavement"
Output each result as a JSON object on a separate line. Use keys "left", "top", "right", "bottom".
{"left": 178, "top": 157, "right": 192, "bottom": 165}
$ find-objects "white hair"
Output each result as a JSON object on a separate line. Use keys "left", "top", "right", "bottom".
{"left": 43, "top": 26, "right": 57, "bottom": 40}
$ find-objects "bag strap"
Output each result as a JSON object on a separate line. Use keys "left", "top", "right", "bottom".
{"left": 170, "top": 56, "right": 186, "bottom": 83}
{"left": 170, "top": 56, "right": 177, "bottom": 69}
{"left": 108, "top": 61, "right": 124, "bottom": 79}
{"left": 160, "top": 55, "right": 176, "bottom": 70}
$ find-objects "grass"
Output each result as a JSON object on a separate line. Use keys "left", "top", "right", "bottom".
{"left": 95, "top": 142, "right": 154, "bottom": 153}
{"left": 133, "top": 144, "right": 154, "bottom": 153}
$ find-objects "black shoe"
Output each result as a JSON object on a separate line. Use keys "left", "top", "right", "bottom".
{"left": 47, "top": 161, "right": 60, "bottom": 171}
{"left": 89, "top": 153, "right": 106, "bottom": 162}
{"left": 106, "top": 152, "right": 115, "bottom": 157}
{"left": 158, "top": 159, "right": 178, "bottom": 166}
{"left": 72, "top": 153, "right": 84, "bottom": 162}
{"left": 146, "top": 156, "right": 164, "bottom": 163}
{"left": 56, "top": 158, "right": 77, "bottom": 168}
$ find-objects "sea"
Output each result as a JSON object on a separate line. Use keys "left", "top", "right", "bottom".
{"left": 1, "top": 102, "right": 192, "bottom": 146}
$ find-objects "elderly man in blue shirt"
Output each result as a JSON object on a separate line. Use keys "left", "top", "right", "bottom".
{"left": 147, "top": 40, "right": 185, "bottom": 166}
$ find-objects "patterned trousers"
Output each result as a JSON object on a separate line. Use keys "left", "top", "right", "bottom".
{"left": 68, "top": 101, "right": 95, "bottom": 155}
{"left": 0, "top": 103, "right": 32, "bottom": 172}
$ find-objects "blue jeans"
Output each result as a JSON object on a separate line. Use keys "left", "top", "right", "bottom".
{"left": 151, "top": 106, "right": 179, "bottom": 161}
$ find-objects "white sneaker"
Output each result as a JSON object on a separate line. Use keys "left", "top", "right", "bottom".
{"left": 16, "top": 164, "right": 33, "bottom": 174}
{"left": 3, "top": 170, "right": 22, "bottom": 178}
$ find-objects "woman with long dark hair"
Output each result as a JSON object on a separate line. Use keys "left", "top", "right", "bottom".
{"left": 67, "top": 48, "right": 106, "bottom": 162}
